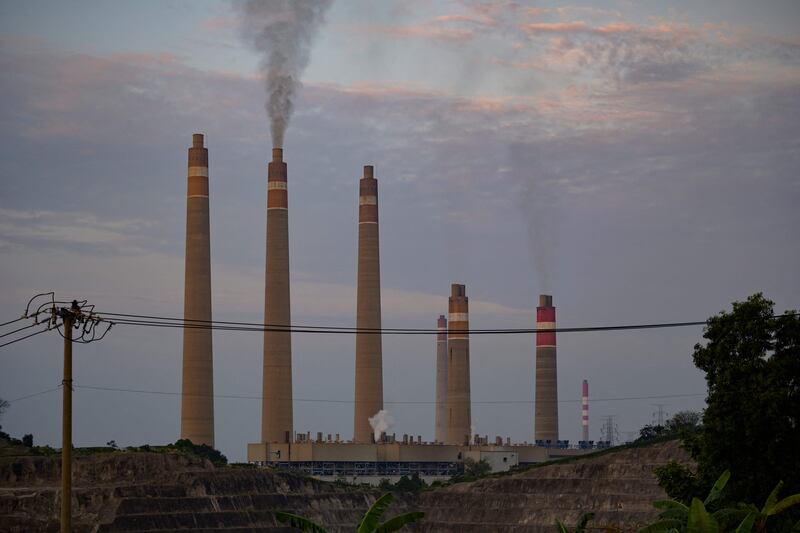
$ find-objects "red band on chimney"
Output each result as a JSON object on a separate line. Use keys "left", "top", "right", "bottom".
{"left": 437, "top": 315, "right": 447, "bottom": 342}
{"left": 536, "top": 306, "right": 556, "bottom": 347}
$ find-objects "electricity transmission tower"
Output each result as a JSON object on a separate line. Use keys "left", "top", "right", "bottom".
{"left": 652, "top": 403, "right": 668, "bottom": 427}
{"left": 600, "top": 415, "right": 619, "bottom": 445}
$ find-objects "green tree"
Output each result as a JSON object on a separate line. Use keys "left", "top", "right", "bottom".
{"left": 276, "top": 492, "right": 424, "bottom": 532}
{"left": 463, "top": 457, "right": 492, "bottom": 478}
{"left": 691, "top": 294, "right": 800, "bottom": 507}
{"left": 171, "top": 438, "right": 227, "bottom": 465}
{"left": 665, "top": 411, "right": 701, "bottom": 434}
{"left": 653, "top": 461, "right": 704, "bottom": 506}
{"left": 637, "top": 424, "right": 666, "bottom": 442}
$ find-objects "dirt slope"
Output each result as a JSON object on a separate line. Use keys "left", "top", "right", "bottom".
{"left": 0, "top": 439, "right": 691, "bottom": 532}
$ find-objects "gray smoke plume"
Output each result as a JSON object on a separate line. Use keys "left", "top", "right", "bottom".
{"left": 238, "top": 0, "right": 332, "bottom": 148}
{"left": 509, "top": 143, "right": 560, "bottom": 292}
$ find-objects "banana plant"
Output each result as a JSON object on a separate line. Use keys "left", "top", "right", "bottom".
{"left": 276, "top": 492, "right": 424, "bottom": 533}
{"left": 555, "top": 512, "right": 595, "bottom": 533}
{"left": 275, "top": 511, "right": 327, "bottom": 532}
{"left": 640, "top": 470, "right": 730, "bottom": 530}
{"left": 734, "top": 480, "right": 800, "bottom": 532}
{"left": 638, "top": 471, "right": 800, "bottom": 533}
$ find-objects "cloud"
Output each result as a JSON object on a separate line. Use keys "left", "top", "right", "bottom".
{"left": 0, "top": 208, "right": 158, "bottom": 254}
{"left": 0, "top": 21, "right": 797, "bottom": 460}
{"left": 362, "top": 23, "right": 475, "bottom": 42}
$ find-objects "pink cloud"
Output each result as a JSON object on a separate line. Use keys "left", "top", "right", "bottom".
{"left": 522, "top": 21, "right": 591, "bottom": 34}
{"left": 202, "top": 15, "right": 239, "bottom": 32}
{"left": 383, "top": 24, "right": 474, "bottom": 42}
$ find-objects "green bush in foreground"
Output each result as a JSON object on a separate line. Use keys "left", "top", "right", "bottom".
{"left": 639, "top": 470, "right": 800, "bottom": 532}
{"left": 556, "top": 469, "right": 800, "bottom": 532}
{"left": 276, "top": 492, "right": 424, "bottom": 532}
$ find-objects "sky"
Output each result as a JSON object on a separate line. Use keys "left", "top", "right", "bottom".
{"left": 0, "top": 0, "right": 798, "bottom": 462}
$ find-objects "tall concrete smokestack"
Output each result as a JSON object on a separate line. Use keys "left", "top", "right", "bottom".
{"left": 535, "top": 294, "right": 558, "bottom": 444}
{"left": 181, "top": 133, "right": 214, "bottom": 447}
{"left": 447, "top": 284, "right": 470, "bottom": 445}
{"left": 354, "top": 165, "right": 383, "bottom": 443}
{"left": 262, "top": 148, "right": 292, "bottom": 443}
{"left": 582, "top": 379, "right": 589, "bottom": 443}
{"left": 435, "top": 314, "right": 448, "bottom": 443}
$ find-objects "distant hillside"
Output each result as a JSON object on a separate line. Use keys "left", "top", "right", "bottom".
{"left": 411, "top": 439, "right": 693, "bottom": 532}
{"left": 0, "top": 439, "right": 692, "bottom": 532}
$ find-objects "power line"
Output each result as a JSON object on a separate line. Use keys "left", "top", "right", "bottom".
{"left": 99, "top": 313, "right": 710, "bottom": 335}
{"left": 0, "top": 326, "right": 53, "bottom": 349}
{"left": 0, "top": 321, "right": 40, "bottom": 339}
{"left": 74, "top": 384, "right": 704, "bottom": 405}
{"left": 8, "top": 385, "right": 63, "bottom": 404}
{"left": 92, "top": 310, "right": 799, "bottom": 336}
{"left": 0, "top": 316, "right": 26, "bottom": 328}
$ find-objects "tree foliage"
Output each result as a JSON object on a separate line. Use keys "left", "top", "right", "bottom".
{"left": 463, "top": 457, "right": 492, "bottom": 478}
{"left": 379, "top": 473, "right": 427, "bottom": 492}
{"left": 654, "top": 461, "right": 704, "bottom": 506}
{"left": 691, "top": 294, "right": 800, "bottom": 508}
{"left": 638, "top": 411, "right": 702, "bottom": 445}
{"left": 277, "top": 492, "right": 424, "bottom": 533}
{"left": 639, "top": 470, "right": 800, "bottom": 532}
{"left": 171, "top": 438, "right": 228, "bottom": 465}
{"left": 665, "top": 411, "right": 701, "bottom": 434}
{"left": 638, "top": 424, "right": 667, "bottom": 442}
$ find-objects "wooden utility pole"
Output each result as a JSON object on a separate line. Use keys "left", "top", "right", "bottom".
{"left": 60, "top": 301, "right": 78, "bottom": 533}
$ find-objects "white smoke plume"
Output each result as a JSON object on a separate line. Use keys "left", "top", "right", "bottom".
{"left": 237, "top": 0, "right": 333, "bottom": 148}
{"left": 368, "top": 409, "right": 395, "bottom": 443}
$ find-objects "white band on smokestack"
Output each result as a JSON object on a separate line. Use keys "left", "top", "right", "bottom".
{"left": 268, "top": 181, "right": 287, "bottom": 190}
{"left": 359, "top": 196, "right": 377, "bottom": 205}
{"left": 536, "top": 322, "right": 555, "bottom": 330}
{"left": 188, "top": 166, "right": 209, "bottom": 177}
{"left": 449, "top": 313, "right": 468, "bottom": 322}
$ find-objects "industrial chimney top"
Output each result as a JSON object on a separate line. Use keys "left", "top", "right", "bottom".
{"left": 363, "top": 165, "right": 374, "bottom": 179}
{"left": 451, "top": 284, "right": 466, "bottom": 298}
{"left": 192, "top": 133, "right": 205, "bottom": 148}
{"left": 539, "top": 294, "right": 553, "bottom": 307}
{"left": 272, "top": 148, "right": 283, "bottom": 161}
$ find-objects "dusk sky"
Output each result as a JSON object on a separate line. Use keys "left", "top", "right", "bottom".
{"left": 1, "top": 0, "right": 798, "bottom": 462}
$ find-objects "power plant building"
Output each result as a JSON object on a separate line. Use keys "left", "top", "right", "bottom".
{"left": 181, "top": 133, "right": 215, "bottom": 447}
{"left": 353, "top": 165, "right": 383, "bottom": 443}
{"left": 261, "top": 148, "right": 293, "bottom": 443}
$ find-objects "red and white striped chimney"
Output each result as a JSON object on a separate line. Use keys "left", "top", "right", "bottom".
{"left": 582, "top": 379, "right": 589, "bottom": 443}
